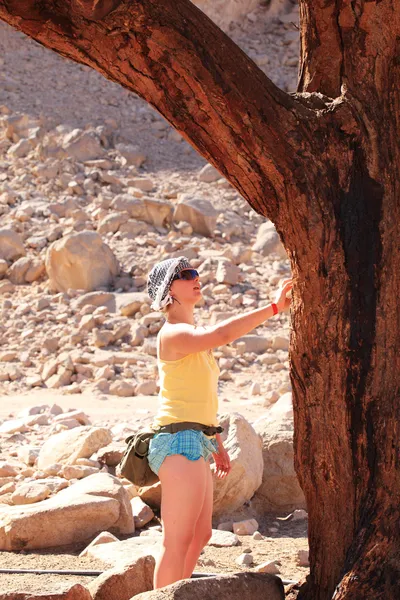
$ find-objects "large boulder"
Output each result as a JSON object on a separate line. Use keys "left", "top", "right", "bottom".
{"left": 0, "top": 229, "right": 25, "bottom": 261}
{"left": 0, "top": 473, "right": 134, "bottom": 550}
{"left": 46, "top": 231, "right": 119, "bottom": 292}
{"left": 111, "top": 195, "right": 173, "bottom": 228}
{"left": 132, "top": 572, "right": 284, "bottom": 600}
{"left": 253, "top": 393, "right": 306, "bottom": 512}
{"left": 252, "top": 221, "right": 287, "bottom": 258}
{"left": 212, "top": 413, "right": 263, "bottom": 518}
{"left": 62, "top": 129, "right": 104, "bottom": 161}
{"left": 85, "top": 536, "right": 159, "bottom": 566}
{"left": 37, "top": 426, "right": 113, "bottom": 470}
{"left": 173, "top": 195, "right": 219, "bottom": 237}
{"left": 0, "top": 584, "right": 92, "bottom": 599}
{"left": 88, "top": 555, "right": 155, "bottom": 600}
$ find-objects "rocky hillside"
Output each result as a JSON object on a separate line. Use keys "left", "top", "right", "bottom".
{"left": 0, "top": 1, "right": 299, "bottom": 400}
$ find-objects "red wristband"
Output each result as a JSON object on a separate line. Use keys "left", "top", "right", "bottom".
{"left": 271, "top": 303, "right": 278, "bottom": 315}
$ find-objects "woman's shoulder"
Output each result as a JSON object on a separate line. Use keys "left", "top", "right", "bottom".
{"left": 158, "top": 323, "right": 196, "bottom": 362}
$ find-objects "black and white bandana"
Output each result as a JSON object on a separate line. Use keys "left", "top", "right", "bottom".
{"left": 147, "top": 256, "right": 192, "bottom": 311}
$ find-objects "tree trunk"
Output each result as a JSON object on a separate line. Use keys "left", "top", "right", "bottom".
{"left": 1, "top": 1, "right": 399, "bottom": 599}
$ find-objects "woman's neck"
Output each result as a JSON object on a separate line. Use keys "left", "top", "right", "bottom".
{"left": 165, "top": 304, "right": 195, "bottom": 325}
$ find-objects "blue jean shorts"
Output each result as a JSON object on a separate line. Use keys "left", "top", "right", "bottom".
{"left": 148, "top": 429, "right": 219, "bottom": 476}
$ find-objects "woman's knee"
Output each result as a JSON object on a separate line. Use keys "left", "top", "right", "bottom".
{"left": 192, "top": 525, "right": 212, "bottom": 548}
{"left": 162, "top": 529, "right": 195, "bottom": 552}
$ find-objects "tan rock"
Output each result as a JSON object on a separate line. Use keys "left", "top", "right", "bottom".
{"left": 109, "top": 381, "right": 136, "bottom": 397}
{"left": 271, "top": 335, "right": 289, "bottom": 351}
{"left": 0, "top": 583, "right": 93, "bottom": 599}
{"left": 116, "top": 292, "right": 150, "bottom": 317}
{"left": 74, "top": 291, "right": 116, "bottom": 311}
{"left": 46, "top": 231, "right": 119, "bottom": 292}
{"left": 232, "top": 518, "right": 259, "bottom": 535}
{"left": 0, "top": 228, "right": 25, "bottom": 261}
{"left": 198, "top": 164, "right": 222, "bottom": 183}
{"left": 132, "top": 572, "right": 284, "bottom": 600}
{"left": 46, "top": 368, "right": 72, "bottom": 389}
{"left": 79, "top": 530, "right": 119, "bottom": 557}
{"left": 11, "top": 482, "right": 51, "bottom": 505}
{"left": 0, "top": 419, "right": 30, "bottom": 434}
{"left": 62, "top": 129, "right": 104, "bottom": 161}
{"left": 61, "top": 464, "right": 100, "bottom": 480}
{"left": 111, "top": 194, "right": 172, "bottom": 228}
{"left": 252, "top": 221, "right": 287, "bottom": 258}
{"left": 7, "top": 256, "right": 32, "bottom": 284}
{"left": 0, "top": 473, "right": 134, "bottom": 550}
{"left": 88, "top": 555, "right": 155, "bottom": 600}
{"left": 84, "top": 536, "right": 159, "bottom": 565}
{"left": 93, "top": 329, "right": 114, "bottom": 348}
{"left": 116, "top": 143, "right": 146, "bottom": 167}
{"left": 17, "top": 446, "right": 40, "bottom": 466}
{"left": 234, "top": 335, "right": 270, "bottom": 353}
{"left": 0, "top": 280, "right": 15, "bottom": 294}
{"left": 208, "top": 529, "right": 239, "bottom": 547}
{"left": 25, "top": 258, "right": 46, "bottom": 283}
{"left": 131, "top": 496, "right": 155, "bottom": 528}
{"left": 97, "top": 212, "right": 127, "bottom": 235}
{"left": 54, "top": 410, "right": 90, "bottom": 426}
{"left": 37, "top": 426, "right": 113, "bottom": 470}
{"left": 135, "top": 380, "right": 157, "bottom": 395}
{"left": 253, "top": 393, "right": 306, "bottom": 511}
{"left": 297, "top": 549, "right": 310, "bottom": 567}
{"left": 173, "top": 195, "right": 219, "bottom": 237}
{"left": 215, "top": 261, "right": 240, "bottom": 285}
{"left": 212, "top": 413, "right": 263, "bottom": 518}
{"left": 255, "top": 560, "right": 281, "bottom": 575}
{"left": 0, "top": 259, "right": 8, "bottom": 276}
{"left": 0, "top": 463, "right": 19, "bottom": 477}
{"left": 96, "top": 444, "right": 125, "bottom": 467}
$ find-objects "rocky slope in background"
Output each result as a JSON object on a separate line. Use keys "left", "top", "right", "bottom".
{"left": 0, "top": 1, "right": 299, "bottom": 401}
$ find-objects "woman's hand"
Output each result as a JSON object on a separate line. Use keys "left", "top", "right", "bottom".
{"left": 273, "top": 278, "right": 292, "bottom": 313}
{"left": 212, "top": 445, "right": 231, "bottom": 479}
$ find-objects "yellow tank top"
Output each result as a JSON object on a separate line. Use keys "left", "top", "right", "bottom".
{"left": 152, "top": 347, "right": 220, "bottom": 428}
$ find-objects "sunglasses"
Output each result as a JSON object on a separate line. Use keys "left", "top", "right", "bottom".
{"left": 172, "top": 269, "right": 199, "bottom": 281}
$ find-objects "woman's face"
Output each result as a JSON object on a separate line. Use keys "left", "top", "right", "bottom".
{"left": 169, "top": 268, "right": 202, "bottom": 305}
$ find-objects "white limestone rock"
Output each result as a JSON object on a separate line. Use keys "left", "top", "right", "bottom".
{"left": 46, "top": 231, "right": 119, "bottom": 292}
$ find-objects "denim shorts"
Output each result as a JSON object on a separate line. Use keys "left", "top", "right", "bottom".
{"left": 148, "top": 429, "right": 219, "bottom": 476}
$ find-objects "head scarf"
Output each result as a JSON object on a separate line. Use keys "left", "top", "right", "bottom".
{"left": 147, "top": 256, "right": 192, "bottom": 311}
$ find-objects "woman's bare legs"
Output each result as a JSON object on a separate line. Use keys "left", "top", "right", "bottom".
{"left": 182, "top": 462, "right": 213, "bottom": 579}
{"left": 153, "top": 455, "right": 208, "bottom": 589}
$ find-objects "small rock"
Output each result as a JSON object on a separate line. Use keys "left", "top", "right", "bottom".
{"left": 109, "top": 381, "right": 136, "bottom": 397}
{"left": 297, "top": 549, "right": 310, "bottom": 567}
{"left": 255, "top": 560, "right": 281, "bottom": 574}
{"left": 198, "top": 164, "right": 222, "bottom": 183}
{"left": 131, "top": 496, "right": 155, "bottom": 528}
{"left": 236, "top": 552, "right": 253, "bottom": 566}
{"left": 252, "top": 531, "right": 264, "bottom": 540}
{"left": 208, "top": 529, "right": 239, "bottom": 547}
{"left": 0, "top": 463, "right": 18, "bottom": 477}
{"left": 233, "top": 518, "right": 259, "bottom": 536}
{"left": 11, "top": 482, "right": 51, "bottom": 505}
{"left": 79, "top": 531, "right": 120, "bottom": 557}
{"left": 217, "top": 521, "right": 233, "bottom": 532}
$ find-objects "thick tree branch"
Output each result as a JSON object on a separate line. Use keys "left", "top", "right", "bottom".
{"left": 0, "top": 0, "right": 318, "bottom": 221}
{"left": 299, "top": 0, "right": 400, "bottom": 100}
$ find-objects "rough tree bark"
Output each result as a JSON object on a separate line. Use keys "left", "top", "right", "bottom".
{"left": 0, "top": 1, "right": 399, "bottom": 599}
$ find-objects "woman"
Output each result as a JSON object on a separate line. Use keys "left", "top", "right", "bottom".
{"left": 147, "top": 256, "right": 292, "bottom": 589}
